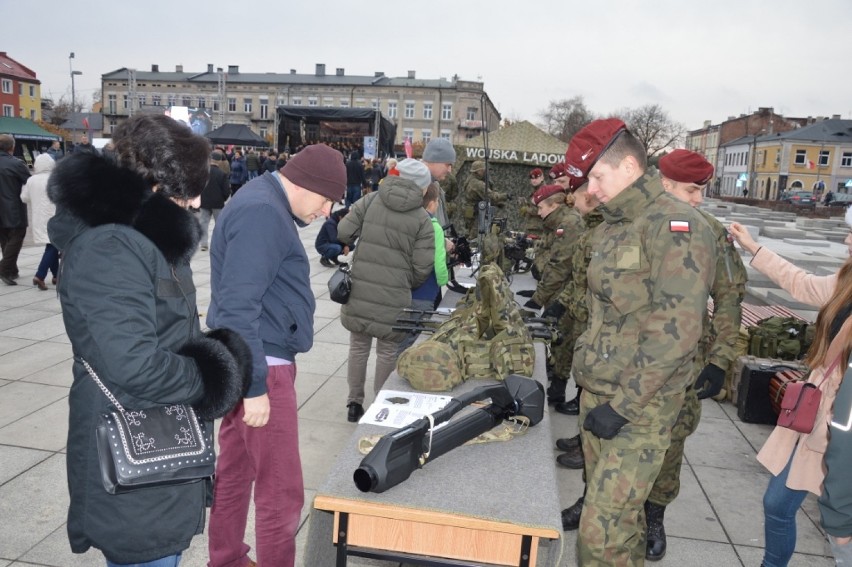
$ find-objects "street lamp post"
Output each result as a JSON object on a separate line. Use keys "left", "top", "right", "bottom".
{"left": 69, "top": 52, "right": 82, "bottom": 144}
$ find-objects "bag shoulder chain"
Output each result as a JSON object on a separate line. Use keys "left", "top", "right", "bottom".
{"left": 79, "top": 357, "right": 127, "bottom": 413}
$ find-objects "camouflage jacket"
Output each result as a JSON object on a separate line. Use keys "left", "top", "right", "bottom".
{"left": 572, "top": 173, "right": 716, "bottom": 424}
{"left": 532, "top": 206, "right": 585, "bottom": 307}
{"left": 519, "top": 187, "right": 544, "bottom": 236}
{"left": 698, "top": 208, "right": 748, "bottom": 373}
{"left": 463, "top": 176, "right": 507, "bottom": 212}
{"left": 555, "top": 209, "right": 604, "bottom": 323}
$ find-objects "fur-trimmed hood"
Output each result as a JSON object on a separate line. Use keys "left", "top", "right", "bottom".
{"left": 47, "top": 153, "right": 200, "bottom": 265}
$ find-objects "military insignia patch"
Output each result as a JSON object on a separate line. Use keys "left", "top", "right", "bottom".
{"left": 669, "top": 220, "right": 690, "bottom": 232}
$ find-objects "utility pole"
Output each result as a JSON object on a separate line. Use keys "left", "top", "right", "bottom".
{"left": 69, "top": 53, "right": 82, "bottom": 142}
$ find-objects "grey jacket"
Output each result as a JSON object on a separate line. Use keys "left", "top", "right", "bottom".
{"left": 338, "top": 177, "right": 435, "bottom": 341}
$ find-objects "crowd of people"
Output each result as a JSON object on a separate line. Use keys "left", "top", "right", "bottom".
{"left": 4, "top": 111, "right": 852, "bottom": 567}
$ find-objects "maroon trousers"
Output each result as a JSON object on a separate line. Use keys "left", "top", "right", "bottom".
{"left": 207, "top": 364, "right": 304, "bottom": 567}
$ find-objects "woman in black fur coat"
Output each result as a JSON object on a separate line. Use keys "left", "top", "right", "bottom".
{"left": 47, "top": 114, "right": 252, "bottom": 566}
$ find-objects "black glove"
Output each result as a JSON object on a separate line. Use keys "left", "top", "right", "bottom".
{"left": 694, "top": 363, "right": 726, "bottom": 400}
{"left": 516, "top": 289, "right": 535, "bottom": 298}
{"left": 542, "top": 302, "right": 567, "bottom": 320}
{"left": 524, "top": 299, "right": 542, "bottom": 310}
{"left": 583, "top": 403, "right": 629, "bottom": 440}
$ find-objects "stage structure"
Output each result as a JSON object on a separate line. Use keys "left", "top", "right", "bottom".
{"left": 276, "top": 107, "right": 395, "bottom": 157}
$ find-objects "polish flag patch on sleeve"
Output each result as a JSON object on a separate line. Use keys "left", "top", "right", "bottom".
{"left": 669, "top": 220, "right": 690, "bottom": 232}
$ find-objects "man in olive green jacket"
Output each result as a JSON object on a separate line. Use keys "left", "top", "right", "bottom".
{"left": 338, "top": 158, "right": 435, "bottom": 422}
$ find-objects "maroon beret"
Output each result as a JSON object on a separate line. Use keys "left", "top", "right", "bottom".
{"left": 529, "top": 168, "right": 543, "bottom": 179}
{"left": 533, "top": 184, "right": 565, "bottom": 205}
{"left": 281, "top": 144, "right": 346, "bottom": 201}
{"left": 564, "top": 118, "right": 627, "bottom": 177}
{"left": 548, "top": 162, "right": 567, "bottom": 179}
{"left": 659, "top": 149, "right": 714, "bottom": 185}
{"left": 568, "top": 174, "right": 588, "bottom": 191}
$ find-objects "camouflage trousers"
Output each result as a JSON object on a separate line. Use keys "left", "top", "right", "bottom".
{"left": 551, "top": 315, "right": 578, "bottom": 381}
{"left": 648, "top": 386, "right": 701, "bottom": 506}
{"left": 578, "top": 389, "right": 685, "bottom": 567}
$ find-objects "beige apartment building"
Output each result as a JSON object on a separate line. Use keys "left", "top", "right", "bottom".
{"left": 100, "top": 63, "right": 500, "bottom": 149}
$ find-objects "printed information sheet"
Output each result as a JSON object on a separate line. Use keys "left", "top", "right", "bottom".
{"left": 359, "top": 390, "right": 453, "bottom": 428}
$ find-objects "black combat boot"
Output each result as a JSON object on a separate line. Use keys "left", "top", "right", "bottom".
{"left": 561, "top": 496, "right": 584, "bottom": 531}
{"left": 546, "top": 377, "right": 567, "bottom": 404}
{"left": 554, "top": 387, "right": 582, "bottom": 415}
{"left": 645, "top": 501, "right": 667, "bottom": 561}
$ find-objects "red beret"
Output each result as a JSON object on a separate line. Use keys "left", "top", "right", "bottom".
{"left": 529, "top": 168, "right": 543, "bottom": 179}
{"left": 659, "top": 149, "right": 714, "bottom": 185}
{"left": 548, "top": 162, "right": 568, "bottom": 179}
{"left": 532, "top": 184, "right": 565, "bottom": 205}
{"left": 564, "top": 118, "right": 627, "bottom": 177}
{"left": 568, "top": 174, "right": 588, "bottom": 191}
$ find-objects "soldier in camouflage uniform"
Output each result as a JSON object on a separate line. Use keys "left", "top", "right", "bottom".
{"left": 439, "top": 171, "right": 458, "bottom": 227}
{"left": 519, "top": 168, "right": 546, "bottom": 237}
{"left": 642, "top": 149, "right": 747, "bottom": 561}
{"left": 564, "top": 119, "right": 716, "bottom": 567}
{"left": 462, "top": 160, "right": 507, "bottom": 240}
{"left": 546, "top": 181, "right": 605, "bottom": 474}
{"left": 520, "top": 184, "right": 585, "bottom": 411}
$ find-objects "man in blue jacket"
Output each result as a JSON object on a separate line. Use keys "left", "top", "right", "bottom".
{"left": 206, "top": 144, "right": 346, "bottom": 567}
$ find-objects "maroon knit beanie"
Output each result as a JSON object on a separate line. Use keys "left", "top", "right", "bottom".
{"left": 281, "top": 145, "right": 346, "bottom": 201}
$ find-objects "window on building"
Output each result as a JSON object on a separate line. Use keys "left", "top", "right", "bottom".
{"left": 138, "top": 94, "right": 146, "bottom": 107}
{"left": 182, "top": 96, "right": 191, "bottom": 106}
{"left": 168, "top": 94, "right": 176, "bottom": 107}
{"left": 123, "top": 94, "right": 129, "bottom": 109}
{"left": 198, "top": 97, "right": 206, "bottom": 109}
{"left": 30, "top": 109, "right": 36, "bottom": 120}
{"left": 794, "top": 149, "right": 807, "bottom": 165}
{"left": 1, "top": 79, "right": 11, "bottom": 94}
{"left": 213, "top": 99, "right": 220, "bottom": 112}
{"left": 340, "top": 99, "right": 350, "bottom": 108}
{"left": 108, "top": 118, "right": 117, "bottom": 134}
{"left": 277, "top": 95, "right": 286, "bottom": 107}
{"left": 292, "top": 97, "right": 302, "bottom": 106}
{"left": 308, "top": 97, "right": 318, "bottom": 107}
{"left": 3, "top": 105, "right": 13, "bottom": 117}
{"left": 108, "top": 94, "right": 117, "bottom": 114}
{"left": 29, "top": 85, "right": 35, "bottom": 98}
{"left": 404, "top": 101, "right": 415, "bottom": 119}
{"left": 423, "top": 102, "right": 433, "bottom": 120}
{"left": 440, "top": 129, "right": 451, "bottom": 140}
{"left": 819, "top": 150, "right": 830, "bottom": 167}
{"left": 466, "top": 107, "right": 477, "bottom": 121}
{"left": 152, "top": 95, "right": 161, "bottom": 106}
{"left": 18, "top": 84, "right": 23, "bottom": 95}
{"left": 422, "top": 129, "right": 432, "bottom": 144}
{"left": 388, "top": 101, "right": 397, "bottom": 118}
{"left": 441, "top": 103, "right": 453, "bottom": 121}
{"left": 260, "top": 98, "right": 268, "bottom": 119}
{"left": 323, "top": 97, "right": 333, "bottom": 107}
{"left": 259, "top": 127, "right": 268, "bottom": 139}
{"left": 228, "top": 97, "right": 237, "bottom": 112}
{"left": 243, "top": 98, "right": 252, "bottom": 113}
{"left": 842, "top": 152, "right": 852, "bottom": 167}
{"left": 371, "top": 99, "right": 379, "bottom": 111}
{"left": 403, "top": 128, "right": 414, "bottom": 141}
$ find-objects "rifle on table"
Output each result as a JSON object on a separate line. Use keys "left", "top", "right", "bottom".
{"left": 353, "top": 374, "right": 545, "bottom": 493}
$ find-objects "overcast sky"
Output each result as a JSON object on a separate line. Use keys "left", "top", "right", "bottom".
{"left": 5, "top": 0, "right": 850, "bottom": 132}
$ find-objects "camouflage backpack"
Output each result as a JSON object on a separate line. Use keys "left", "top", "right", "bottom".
{"left": 398, "top": 264, "right": 535, "bottom": 391}
{"left": 747, "top": 316, "right": 812, "bottom": 361}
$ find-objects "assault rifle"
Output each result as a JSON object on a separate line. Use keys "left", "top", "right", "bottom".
{"left": 353, "top": 374, "right": 544, "bottom": 493}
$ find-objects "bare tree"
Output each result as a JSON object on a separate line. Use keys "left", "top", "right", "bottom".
{"left": 537, "top": 96, "right": 594, "bottom": 142}
{"left": 615, "top": 104, "right": 685, "bottom": 158}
